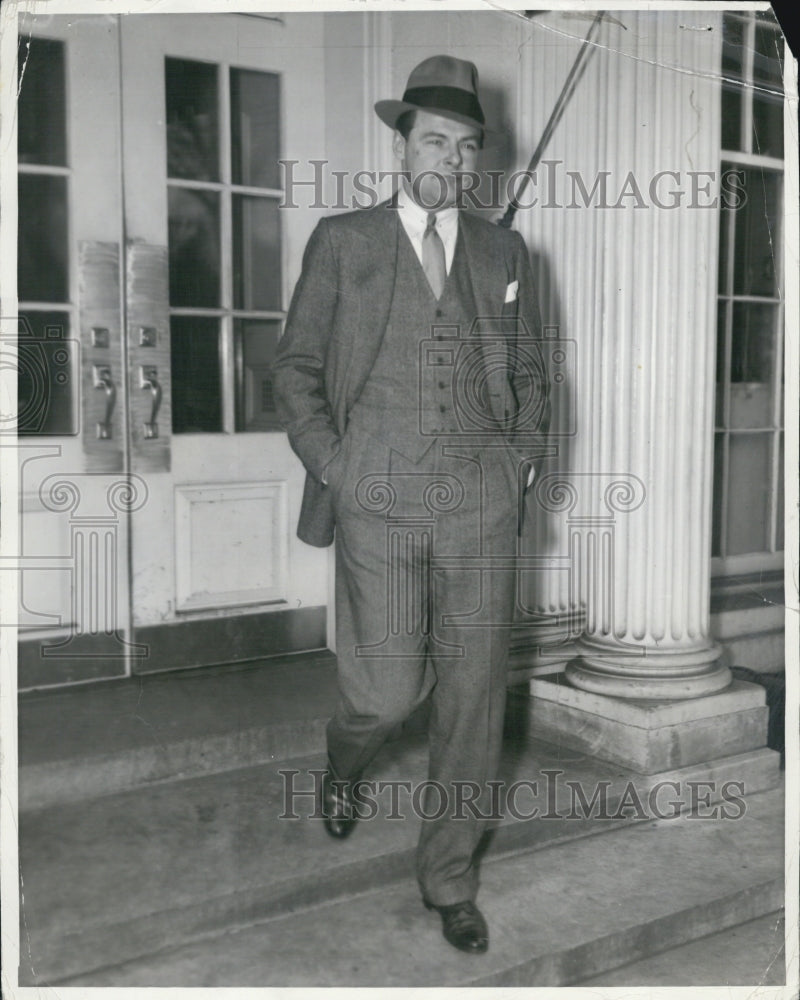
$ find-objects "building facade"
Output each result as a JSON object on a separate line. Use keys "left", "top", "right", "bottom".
{"left": 13, "top": 9, "right": 787, "bottom": 707}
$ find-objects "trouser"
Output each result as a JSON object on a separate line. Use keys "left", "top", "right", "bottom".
{"left": 326, "top": 424, "right": 518, "bottom": 905}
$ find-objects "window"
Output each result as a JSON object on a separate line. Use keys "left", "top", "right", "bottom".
{"left": 17, "top": 36, "right": 77, "bottom": 435}
{"left": 713, "top": 12, "right": 784, "bottom": 572}
{"left": 165, "top": 58, "right": 284, "bottom": 433}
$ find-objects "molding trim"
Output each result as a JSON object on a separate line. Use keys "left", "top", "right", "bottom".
{"left": 363, "top": 12, "right": 393, "bottom": 183}
{"left": 174, "top": 480, "right": 289, "bottom": 612}
{"left": 133, "top": 605, "right": 326, "bottom": 674}
{"left": 19, "top": 635, "right": 129, "bottom": 690}
{"left": 19, "top": 605, "right": 327, "bottom": 689}
{"left": 710, "top": 569, "right": 785, "bottom": 613}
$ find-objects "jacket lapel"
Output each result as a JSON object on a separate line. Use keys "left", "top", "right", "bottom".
{"left": 343, "top": 198, "right": 400, "bottom": 411}
{"left": 458, "top": 212, "right": 514, "bottom": 426}
{"left": 458, "top": 211, "right": 505, "bottom": 322}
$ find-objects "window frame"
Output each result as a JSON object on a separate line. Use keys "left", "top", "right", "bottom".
{"left": 712, "top": 11, "right": 785, "bottom": 577}
{"left": 165, "top": 55, "right": 285, "bottom": 436}
{"left": 17, "top": 33, "right": 79, "bottom": 438}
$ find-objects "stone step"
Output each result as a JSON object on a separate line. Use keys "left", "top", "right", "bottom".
{"left": 19, "top": 723, "right": 782, "bottom": 986}
{"left": 578, "top": 911, "right": 785, "bottom": 987}
{"left": 45, "top": 783, "right": 784, "bottom": 988}
{"left": 18, "top": 653, "right": 535, "bottom": 811}
{"left": 18, "top": 652, "right": 339, "bottom": 811}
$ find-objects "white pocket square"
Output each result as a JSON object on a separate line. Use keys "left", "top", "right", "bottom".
{"left": 504, "top": 280, "right": 519, "bottom": 304}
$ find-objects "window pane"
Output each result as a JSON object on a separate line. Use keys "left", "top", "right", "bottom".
{"left": 721, "top": 86, "right": 743, "bottom": 152}
{"left": 752, "top": 93, "right": 783, "bottom": 158}
{"left": 753, "top": 22, "right": 783, "bottom": 89}
{"left": 165, "top": 58, "right": 219, "bottom": 182}
{"left": 18, "top": 37, "right": 66, "bottom": 166}
{"left": 730, "top": 302, "right": 778, "bottom": 383}
{"left": 17, "top": 312, "right": 77, "bottom": 435}
{"left": 726, "top": 433, "right": 770, "bottom": 555}
{"left": 234, "top": 319, "right": 282, "bottom": 431}
{"left": 168, "top": 188, "right": 220, "bottom": 307}
{"left": 233, "top": 195, "right": 281, "bottom": 310}
{"left": 722, "top": 16, "right": 746, "bottom": 79}
{"left": 733, "top": 169, "right": 780, "bottom": 297}
{"left": 730, "top": 302, "right": 777, "bottom": 429}
{"left": 18, "top": 174, "right": 69, "bottom": 303}
{"left": 230, "top": 69, "right": 280, "bottom": 189}
{"left": 720, "top": 16, "right": 745, "bottom": 151}
{"left": 711, "top": 432, "right": 725, "bottom": 557}
{"left": 170, "top": 316, "right": 222, "bottom": 433}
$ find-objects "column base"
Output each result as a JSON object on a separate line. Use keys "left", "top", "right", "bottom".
{"left": 509, "top": 610, "right": 587, "bottom": 679}
{"left": 569, "top": 636, "right": 731, "bottom": 699}
{"left": 529, "top": 668, "right": 772, "bottom": 775}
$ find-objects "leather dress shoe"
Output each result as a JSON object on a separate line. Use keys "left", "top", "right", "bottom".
{"left": 321, "top": 768, "right": 357, "bottom": 839}
{"left": 424, "top": 899, "right": 489, "bottom": 954}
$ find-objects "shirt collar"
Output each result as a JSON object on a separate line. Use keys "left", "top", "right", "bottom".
{"left": 396, "top": 182, "right": 459, "bottom": 234}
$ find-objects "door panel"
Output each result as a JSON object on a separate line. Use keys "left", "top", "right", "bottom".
{"left": 119, "top": 15, "right": 329, "bottom": 669}
{"left": 17, "top": 13, "right": 330, "bottom": 687}
{"left": 17, "top": 16, "right": 134, "bottom": 686}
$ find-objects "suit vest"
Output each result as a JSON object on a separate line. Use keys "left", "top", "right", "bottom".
{"left": 347, "top": 223, "right": 479, "bottom": 462}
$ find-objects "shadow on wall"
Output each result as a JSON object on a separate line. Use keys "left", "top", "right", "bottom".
{"left": 465, "top": 80, "right": 516, "bottom": 223}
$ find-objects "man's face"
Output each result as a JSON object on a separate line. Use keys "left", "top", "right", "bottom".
{"left": 393, "top": 110, "right": 481, "bottom": 210}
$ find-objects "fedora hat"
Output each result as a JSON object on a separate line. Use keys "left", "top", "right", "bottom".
{"left": 375, "top": 55, "right": 491, "bottom": 136}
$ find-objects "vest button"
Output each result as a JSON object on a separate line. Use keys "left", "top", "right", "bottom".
{"left": 435, "top": 309, "right": 443, "bottom": 318}
{"left": 439, "top": 404, "right": 446, "bottom": 413}
{"left": 438, "top": 381, "right": 446, "bottom": 389}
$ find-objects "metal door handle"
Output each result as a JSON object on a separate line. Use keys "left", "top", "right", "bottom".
{"left": 140, "top": 366, "right": 163, "bottom": 440}
{"left": 93, "top": 365, "right": 117, "bottom": 440}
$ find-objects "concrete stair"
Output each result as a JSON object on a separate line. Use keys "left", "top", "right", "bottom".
{"left": 18, "top": 651, "right": 339, "bottom": 811}
{"left": 582, "top": 912, "right": 785, "bottom": 987}
{"left": 70, "top": 819, "right": 785, "bottom": 987}
{"left": 17, "top": 655, "right": 786, "bottom": 987}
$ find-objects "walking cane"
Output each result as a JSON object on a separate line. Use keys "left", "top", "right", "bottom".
{"left": 497, "top": 11, "right": 624, "bottom": 229}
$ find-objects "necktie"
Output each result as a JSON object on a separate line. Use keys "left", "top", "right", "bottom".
{"left": 422, "top": 212, "right": 446, "bottom": 299}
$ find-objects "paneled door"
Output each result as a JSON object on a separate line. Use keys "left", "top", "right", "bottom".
{"left": 17, "top": 13, "right": 329, "bottom": 687}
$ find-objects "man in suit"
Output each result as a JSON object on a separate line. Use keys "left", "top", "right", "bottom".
{"left": 273, "top": 55, "right": 549, "bottom": 954}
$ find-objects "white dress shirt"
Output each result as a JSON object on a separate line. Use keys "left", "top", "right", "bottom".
{"left": 396, "top": 184, "right": 459, "bottom": 273}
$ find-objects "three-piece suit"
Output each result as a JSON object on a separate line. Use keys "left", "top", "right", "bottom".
{"left": 273, "top": 196, "right": 549, "bottom": 905}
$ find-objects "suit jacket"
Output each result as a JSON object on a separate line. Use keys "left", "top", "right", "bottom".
{"left": 273, "top": 199, "right": 550, "bottom": 547}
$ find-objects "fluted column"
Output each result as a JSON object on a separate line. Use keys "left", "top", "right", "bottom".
{"left": 505, "top": 11, "right": 776, "bottom": 784}
{"left": 517, "top": 11, "right": 730, "bottom": 698}
{"left": 515, "top": 18, "right": 590, "bottom": 665}
{"left": 581, "top": 11, "right": 725, "bottom": 698}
